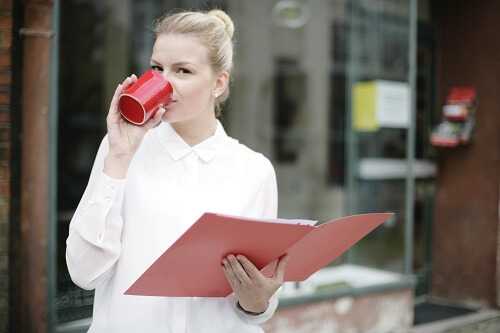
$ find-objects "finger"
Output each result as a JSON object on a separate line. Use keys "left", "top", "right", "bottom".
{"left": 274, "top": 254, "right": 290, "bottom": 283}
{"left": 236, "top": 255, "right": 263, "bottom": 281}
{"left": 109, "top": 83, "right": 123, "bottom": 114}
{"left": 121, "top": 75, "right": 137, "bottom": 90}
{"left": 222, "top": 259, "right": 240, "bottom": 292}
{"left": 145, "top": 106, "right": 165, "bottom": 130}
{"left": 227, "top": 255, "right": 251, "bottom": 285}
{"left": 110, "top": 75, "right": 134, "bottom": 116}
{"left": 109, "top": 75, "right": 137, "bottom": 121}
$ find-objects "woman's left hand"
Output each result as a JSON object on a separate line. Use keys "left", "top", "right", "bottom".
{"left": 222, "top": 254, "right": 289, "bottom": 314}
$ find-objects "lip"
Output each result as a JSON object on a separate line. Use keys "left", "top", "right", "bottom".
{"left": 165, "top": 101, "right": 177, "bottom": 108}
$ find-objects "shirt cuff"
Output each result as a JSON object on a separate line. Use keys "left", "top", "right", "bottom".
{"left": 74, "top": 170, "right": 126, "bottom": 245}
{"left": 229, "top": 289, "right": 280, "bottom": 325}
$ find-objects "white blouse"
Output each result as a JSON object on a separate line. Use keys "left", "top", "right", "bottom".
{"left": 66, "top": 120, "right": 280, "bottom": 332}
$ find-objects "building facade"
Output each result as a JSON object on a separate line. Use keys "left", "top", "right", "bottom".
{"left": 1, "top": 0, "right": 499, "bottom": 332}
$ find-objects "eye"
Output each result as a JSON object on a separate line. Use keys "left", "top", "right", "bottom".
{"left": 177, "top": 67, "right": 192, "bottom": 74}
{"left": 151, "top": 65, "right": 163, "bottom": 72}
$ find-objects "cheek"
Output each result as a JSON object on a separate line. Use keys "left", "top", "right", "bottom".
{"left": 181, "top": 81, "right": 213, "bottom": 102}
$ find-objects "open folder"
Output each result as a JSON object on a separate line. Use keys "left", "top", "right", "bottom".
{"left": 125, "top": 212, "right": 393, "bottom": 297}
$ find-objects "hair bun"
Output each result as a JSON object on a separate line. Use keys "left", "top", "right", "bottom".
{"left": 208, "top": 9, "right": 234, "bottom": 39}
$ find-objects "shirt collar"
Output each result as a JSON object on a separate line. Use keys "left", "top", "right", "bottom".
{"left": 155, "top": 119, "right": 228, "bottom": 163}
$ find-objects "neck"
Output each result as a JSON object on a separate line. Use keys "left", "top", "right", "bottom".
{"left": 170, "top": 112, "right": 218, "bottom": 147}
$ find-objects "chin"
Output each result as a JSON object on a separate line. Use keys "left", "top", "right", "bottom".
{"left": 161, "top": 111, "right": 188, "bottom": 124}
{"left": 161, "top": 110, "right": 177, "bottom": 122}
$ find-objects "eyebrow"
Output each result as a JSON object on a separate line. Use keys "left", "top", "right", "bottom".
{"left": 150, "top": 59, "right": 196, "bottom": 67}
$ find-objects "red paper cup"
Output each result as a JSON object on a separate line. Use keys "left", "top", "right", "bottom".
{"left": 118, "top": 70, "right": 173, "bottom": 125}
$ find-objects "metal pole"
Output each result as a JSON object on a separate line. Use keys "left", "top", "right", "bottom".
{"left": 48, "top": 0, "right": 60, "bottom": 331}
{"left": 345, "top": 0, "right": 359, "bottom": 263}
{"left": 404, "top": 0, "right": 418, "bottom": 275}
{"left": 346, "top": 0, "right": 359, "bottom": 217}
{"left": 19, "top": 1, "right": 54, "bottom": 331}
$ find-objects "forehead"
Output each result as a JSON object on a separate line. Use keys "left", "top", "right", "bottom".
{"left": 151, "top": 33, "right": 210, "bottom": 66}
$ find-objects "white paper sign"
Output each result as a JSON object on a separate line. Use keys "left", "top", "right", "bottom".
{"left": 376, "top": 80, "right": 410, "bottom": 128}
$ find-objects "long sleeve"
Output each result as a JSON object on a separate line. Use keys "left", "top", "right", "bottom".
{"left": 228, "top": 156, "right": 281, "bottom": 325}
{"left": 256, "top": 157, "right": 278, "bottom": 219}
{"left": 66, "top": 136, "right": 127, "bottom": 290}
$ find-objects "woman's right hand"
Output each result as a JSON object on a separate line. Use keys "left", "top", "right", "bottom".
{"left": 104, "top": 74, "right": 166, "bottom": 178}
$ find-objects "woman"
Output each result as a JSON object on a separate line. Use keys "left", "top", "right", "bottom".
{"left": 66, "top": 9, "right": 288, "bottom": 332}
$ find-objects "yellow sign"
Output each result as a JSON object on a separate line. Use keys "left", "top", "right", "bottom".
{"left": 353, "top": 81, "right": 378, "bottom": 131}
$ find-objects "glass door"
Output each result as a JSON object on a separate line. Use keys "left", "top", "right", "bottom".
{"left": 343, "top": 0, "right": 433, "bottom": 292}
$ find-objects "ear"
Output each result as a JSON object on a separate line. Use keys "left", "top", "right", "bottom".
{"left": 213, "top": 71, "right": 229, "bottom": 98}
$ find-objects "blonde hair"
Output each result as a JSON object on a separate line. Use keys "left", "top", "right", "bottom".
{"left": 153, "top": 9, "right": 235, "bottom": 117}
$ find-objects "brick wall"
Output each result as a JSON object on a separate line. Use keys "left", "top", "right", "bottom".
{"left": 0, "top": 0, "right": 12, "bottom": 331}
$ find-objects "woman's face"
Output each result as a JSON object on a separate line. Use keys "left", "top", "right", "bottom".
{"left": 150, "top": 33, "right": 227, "bottom": 123}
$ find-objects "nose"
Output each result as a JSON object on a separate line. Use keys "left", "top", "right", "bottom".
{"left": 160, "top": 70, "right": 169, "bottom": 80}
{"left": 161, "top": 69, "right": 175, "bottom": 82}
{"left": 161, "top": 73, "right": 177, "bottom": 100}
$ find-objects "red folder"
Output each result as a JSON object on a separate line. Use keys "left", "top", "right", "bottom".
{"left": 125, "top": 212, "right": 393, "bottom": 297}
